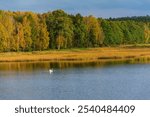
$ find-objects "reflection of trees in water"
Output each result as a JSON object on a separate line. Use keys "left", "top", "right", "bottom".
{"left": 0, "top": 62, "right": 50, "bottom": 72}
{"left": 0, "top": 59, "right": 149, "bottom": 72}
{"left": 0, "top": 61, "right": 106, "bottom": 71}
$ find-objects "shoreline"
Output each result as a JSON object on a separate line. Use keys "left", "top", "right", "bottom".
{"left": 0, "top": 47, "right": 150, "bottom": 62}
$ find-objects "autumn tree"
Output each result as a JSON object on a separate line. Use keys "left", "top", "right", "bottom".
{"left": 36, "top": 17, "right": 49, "bottom": 50}
{"left": 84, "top": 16, "right": 104, "bottom": 47}
{"left": 22, "top": 16, "right": 32, "bottom": 51}
{"left": 0, "top": 23, "right": 8, "bottom": 51}
{"left": 0, "top": 11, "right": 16, "bottom": 51}
{"left": 46, "top": 10, "right": 74, "bottom": 49}
{"left": 71, "top": 14, "right": 88, "bottom": 47}
{"left": 25, "top": 12, "right": 40, "bottom": 51}
{"left": 17, "top": 23, "right": 25, "bottom": 51}
{"left": 56, "top": 34, "right": 65, "bottom": 50}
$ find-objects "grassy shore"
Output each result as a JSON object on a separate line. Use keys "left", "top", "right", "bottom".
{"left": 1, "top": 47, "right": 150, "bottom": 62}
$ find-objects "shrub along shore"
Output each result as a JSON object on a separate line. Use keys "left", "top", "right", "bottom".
{"left": 0, "top": 47, "right": 150, "bottom": 62}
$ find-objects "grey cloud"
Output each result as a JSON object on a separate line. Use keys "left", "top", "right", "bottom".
{"left": 0, "top": 0, "right": 149, "bottom": 17}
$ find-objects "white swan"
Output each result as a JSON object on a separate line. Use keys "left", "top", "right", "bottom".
{"left": 49, "top": 69, "right": 53, "bottom": 74}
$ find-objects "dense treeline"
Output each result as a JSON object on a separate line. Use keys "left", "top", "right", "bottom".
{"left": 0, "top": 10, "right": 149, "bottom": 52}
{"left": 109, "top": 15, "right": 150, "bottom": 22}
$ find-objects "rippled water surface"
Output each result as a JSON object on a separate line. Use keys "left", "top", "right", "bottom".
{"left": 0, "top": 61, "right": 150, "bottom": 100}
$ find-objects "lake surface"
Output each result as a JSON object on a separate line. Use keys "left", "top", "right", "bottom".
{"left": 0, "top": 61, "right": 150, "bottom": 100}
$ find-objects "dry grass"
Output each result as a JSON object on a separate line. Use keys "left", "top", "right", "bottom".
{"left": 0, "top": 47, "right": 150, "bottom": 62}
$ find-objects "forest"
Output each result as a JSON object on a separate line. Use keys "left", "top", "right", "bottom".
{"left": 0, "top": 9, "right": 150, "bottom": 52}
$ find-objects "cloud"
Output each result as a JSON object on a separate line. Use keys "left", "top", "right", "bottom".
{"left": 0, "top": 0, "right": 149, "bottom": 17}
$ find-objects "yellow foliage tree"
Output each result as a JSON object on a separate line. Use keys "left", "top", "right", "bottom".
{"left": 56, "top": 34, "right": 65, "bottom": 50}
{"left": 84, "top": 15, "right": 104, "bottom": 47}
{"left": 144, "top": 24, "right": 150, "bottom": 43}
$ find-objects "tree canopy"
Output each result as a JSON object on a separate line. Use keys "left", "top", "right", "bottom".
{"left": 0, "top": 10, "right": 149, "bottom": 52}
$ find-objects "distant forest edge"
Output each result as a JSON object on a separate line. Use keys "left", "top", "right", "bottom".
{"left": 0, "top": 9, "right": 150, "bottom": 52}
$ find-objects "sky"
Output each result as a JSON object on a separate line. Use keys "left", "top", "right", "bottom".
{"left": 0, "top": 0, "right": 149, "bottom": 18}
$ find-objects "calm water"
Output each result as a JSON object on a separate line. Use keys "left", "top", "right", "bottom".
{"left": 0, "top": 61, "right": 150, "bottom": 100}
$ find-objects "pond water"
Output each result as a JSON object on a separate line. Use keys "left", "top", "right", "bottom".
{"left": 0, "top": 61, "right": 150, "bottom": 100}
